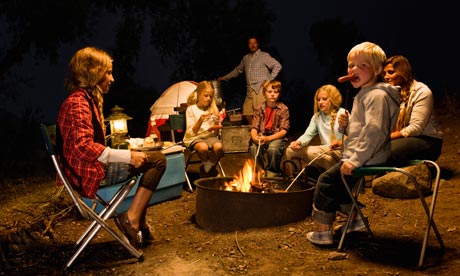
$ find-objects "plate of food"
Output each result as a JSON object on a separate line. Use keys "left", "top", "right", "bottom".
{"left": 132, "top": 141, "right": 164, "bottom": 151}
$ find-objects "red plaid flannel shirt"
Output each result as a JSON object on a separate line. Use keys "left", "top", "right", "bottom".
{"left": 57, "top": 88, "right": 107, "bottom": 198}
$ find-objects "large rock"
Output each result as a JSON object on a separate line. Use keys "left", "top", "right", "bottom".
{"left": 372, "top": 164, "right": 432, "bottom": 199}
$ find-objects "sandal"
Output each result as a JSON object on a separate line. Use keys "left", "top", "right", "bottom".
{"left": 115, "top": 213, "right": 143, "bottom": 249}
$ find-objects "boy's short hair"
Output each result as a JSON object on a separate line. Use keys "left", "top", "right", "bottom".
{"left": 347, "top": 42, "right": 386, "bottom": 76}
{"left": 263, "top": 80, "right": 282, "bottom": 94}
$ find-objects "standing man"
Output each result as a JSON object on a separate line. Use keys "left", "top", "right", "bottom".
{"left": 218, "top": 36, "right": 282, "bottom": 125}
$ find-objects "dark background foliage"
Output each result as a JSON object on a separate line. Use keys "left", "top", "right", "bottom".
{"left": 1, "top": 0, "right": 458, "bottom": 180}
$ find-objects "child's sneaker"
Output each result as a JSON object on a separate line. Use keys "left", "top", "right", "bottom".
{"left": 306, "top": 230, "right": 333, "bottom": 245}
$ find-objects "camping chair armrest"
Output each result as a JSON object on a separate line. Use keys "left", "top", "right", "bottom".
{"left": 352, "top": 166, "right": 396, "bottom": 177}
{"left": 352, "top": 159, "right": 425, "bottom": 177}
{"left": 40, "top": 123, "right": 55, "bottom": 155}
{"left": 405, "top": 160, "right": 423, "bottom": 166}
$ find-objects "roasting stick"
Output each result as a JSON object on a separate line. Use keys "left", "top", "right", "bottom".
{"left": 333, "top": 74, "right": 353, "bottom": 245}
{"left": 337, "top": 74, "right": 356, "bottom": 157}
{"left": 253, "top": 136, "right": 263, "bottom": 183}
{"left": 285, "top": 149, "right": 332, "bottom": 192}
{"left": 337, "top": 74, "right": 355, "bottom": 116}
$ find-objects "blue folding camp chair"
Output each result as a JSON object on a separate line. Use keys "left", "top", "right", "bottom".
{"left": 40, "top": 124, "right": 143, "bottom": 270}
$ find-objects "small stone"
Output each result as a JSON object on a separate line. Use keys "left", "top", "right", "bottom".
{"left": 328, "top": 251, "right": 348, "bottom": 260}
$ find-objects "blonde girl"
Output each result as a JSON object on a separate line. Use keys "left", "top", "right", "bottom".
{"left": 285, "top": 84, "right": 347, "bottom": 171}
{"left": 183, "top": 81, "right": 224, "bottom": 177}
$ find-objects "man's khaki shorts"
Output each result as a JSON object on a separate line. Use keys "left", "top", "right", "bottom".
{"left": 242, "top": 87, "right": 265, "bottom": 116}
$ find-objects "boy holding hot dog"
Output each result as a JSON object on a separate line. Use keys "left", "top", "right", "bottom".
{"left": 306, "top": 42, "right": 401, "bottom": 245}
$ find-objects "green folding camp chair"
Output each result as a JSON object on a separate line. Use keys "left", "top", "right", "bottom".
{"left": 338, "top": 159, "right": 445, "bottom": 269}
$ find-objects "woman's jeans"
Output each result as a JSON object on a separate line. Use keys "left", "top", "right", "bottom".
{"left": 389, "top": 136, "right": 442, "bottom": 166}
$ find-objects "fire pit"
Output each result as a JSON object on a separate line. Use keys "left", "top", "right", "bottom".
{"left": 195, "top": 176, "right": 314, "bottom": 232}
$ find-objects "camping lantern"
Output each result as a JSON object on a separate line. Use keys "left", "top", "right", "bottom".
{"left": 105, "top": 105, "right": 132, "bottom": 148}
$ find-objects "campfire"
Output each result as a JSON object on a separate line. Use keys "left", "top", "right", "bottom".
{"left": 194, "top": 160, "right": 315, "bottom": 232}
{"left": 223, "top": 159, "right": 280, "bottom": 193}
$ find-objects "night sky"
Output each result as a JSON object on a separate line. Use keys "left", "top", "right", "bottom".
{"left": 5, "top": 0, "right": 459, "bottom": 124}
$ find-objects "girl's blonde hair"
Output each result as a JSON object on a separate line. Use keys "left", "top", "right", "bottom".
{"left": 313, "top": 84, "right": 342, "bottom": 115}
{"left": 313, "top": 84, "right": 343, "bottom": 143}
{"left": 187, "top": 80, "right": 219, "bottom": 114}
{"left": 64, "top": 46, "right": 113, "bottom": 124}
{"left": 347, "top": 41, "right": 386, "bottom": 77}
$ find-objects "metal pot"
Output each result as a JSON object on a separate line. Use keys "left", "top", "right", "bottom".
{"left": 210, "top": 80, "right": 223, "bottom": 109}
{"left": 194, "top": 177, "right": 314, "bottom": 232}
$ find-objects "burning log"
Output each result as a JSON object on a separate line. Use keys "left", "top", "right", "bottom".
{"left": 224, "top": 159, "right": 282, "bottom": 193}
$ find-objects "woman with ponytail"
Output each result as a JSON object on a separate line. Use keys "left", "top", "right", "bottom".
{"left": 383, "top": 55, "right": 443, "bottom": 165}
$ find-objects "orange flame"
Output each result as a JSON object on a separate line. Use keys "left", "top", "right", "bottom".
{"left": 224, "top": 159, "right": 263, "bottom": 192}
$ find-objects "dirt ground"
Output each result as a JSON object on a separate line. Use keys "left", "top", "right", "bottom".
{"left": 1, "top": 111, "right": 460, "bottom": 276}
